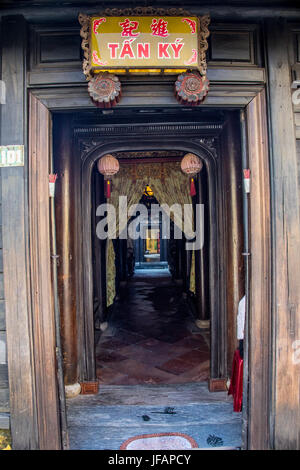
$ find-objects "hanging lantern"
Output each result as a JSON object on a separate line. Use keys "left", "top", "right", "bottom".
{"left": 181, "top": 153, "right": 203, "bottom": 197}
{"left": 143, "top": 185, "right": 154, "bottom": 197}
{"left": 97, "top": 154, "right": 119, "bottom": 198}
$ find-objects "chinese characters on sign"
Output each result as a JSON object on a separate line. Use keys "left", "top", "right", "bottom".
{"left": 89, "top": 16, "right": 200, "bottom": 73}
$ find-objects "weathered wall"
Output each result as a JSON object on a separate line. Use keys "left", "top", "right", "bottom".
{"left": 0, "top": 17, "right": 9, "bottom": 428}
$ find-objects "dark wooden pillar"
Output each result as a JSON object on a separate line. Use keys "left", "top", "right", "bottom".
{"left": 54, "top": 115, "right": 78, "bottom": 386}
{"left": 221, "top": 112, "right": 245, "bottom": 374}
{"left": 195, "top": 172, "right": 210, "bottom": 324}
{"left": 265, "top": 19, "right": 300, "bottom": 450}
{"left": 91, "top": 168, "right": 105, "bottom": 325}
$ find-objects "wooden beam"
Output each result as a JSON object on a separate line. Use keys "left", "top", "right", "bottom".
{"left": 29, "top": 82, "right": 265, "bottom": 110}
{"left": 265, "top": 19, "right": 300, "bottom": 450}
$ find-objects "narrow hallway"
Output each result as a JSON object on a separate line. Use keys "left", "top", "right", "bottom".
{"left": 96, "top": 268, "right": 210, "bottom": 385}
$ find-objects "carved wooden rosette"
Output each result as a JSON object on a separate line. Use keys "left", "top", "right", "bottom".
{"left": 87, "top": 73, "right": 121, "bottom": 108}
{"left": 175, "top": 71, "right": 209, "bottom": 105}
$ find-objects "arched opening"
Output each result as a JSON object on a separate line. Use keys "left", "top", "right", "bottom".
{"left": 91, "top": 157, "right": 211, "bottom": 386}
{"left": 80, "top": 139, "right": 222, "bottom": 385}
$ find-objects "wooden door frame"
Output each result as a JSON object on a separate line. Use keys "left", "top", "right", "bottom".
{"left": 2, "top": 84, "right": 271, "bottom": 449}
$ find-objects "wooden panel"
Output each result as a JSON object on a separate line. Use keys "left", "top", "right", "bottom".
{"left": 0, "top": 364, "right": 8, "bottom": 389}
{"left": 246, "top": 89, "right": 271, "bottom": 450}
{"left": 296, "top": 33, "right": 300, "bottom": 62}
{"left": 297, "top": 140, "right": 300, "bottom": 194}
{"left": 0, "top": 388, "right": 9, "bottom": 413}
{"left": 0, "top": 412, "right": 9, "bottom": 429}
{"left": 40, "top": 32, "right": 81, "bottom": 63}
{"left": 210, "top": 31, "right": 252, "bottom": 62}
{"left": 0, "top": 301, "right": 5, "bottom": 331}
{"left": 208, "top": 24, "right": 259, "bottom": 66}
{"left": 0, "top": 273, "right": 3, "bottom": 300}
{"left": 29, "top": 24, "right": 83, "bottom": 86}
{"left": 29, "top": 93, "right": 62, "bottom": 449}
{"left": 30, "top": 25, "right": 81, "bottom": 69}
{"left": 295, "top": 114, "right": 300, "bottom": 138}
{"left": 290, "top": 27, "right": 300, "bottom": 64}
{"left": 0, "top": 332, "right": 6, "bottom": 364}
{"left": 266, "top": 19, "right": 300, "bottom": 450}
{"left": 0, "top": 15, "right": 38, "bottom": 449}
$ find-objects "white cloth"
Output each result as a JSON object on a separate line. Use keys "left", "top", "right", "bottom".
{"left": 237, "top": 295, "right": 246, "bottom": 340}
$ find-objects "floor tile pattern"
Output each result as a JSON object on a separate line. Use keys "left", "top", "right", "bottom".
{"left": 96, "top": 269, "right": 210, "bottom": 385}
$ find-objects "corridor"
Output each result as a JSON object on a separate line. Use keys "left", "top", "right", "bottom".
{"left": 96, "top": 269, "right": 210, "bottom": 385}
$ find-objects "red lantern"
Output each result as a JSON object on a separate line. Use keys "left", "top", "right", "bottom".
{"left": 97, "top": 154, "right": 119, "bottom": 198}
{"left": 181, "top": 153, "right": 203, "bottom": 197}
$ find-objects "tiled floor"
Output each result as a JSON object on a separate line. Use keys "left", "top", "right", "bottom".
{"left": 96, "top": 269, "right": 210, "bottom": 385}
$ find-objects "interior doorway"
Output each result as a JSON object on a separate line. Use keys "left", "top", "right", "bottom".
{"left": 51, "top": 107, "right": 247, "bottom": 449}
{"left": 93, "top": 165, "right": 211, "bottom": 386}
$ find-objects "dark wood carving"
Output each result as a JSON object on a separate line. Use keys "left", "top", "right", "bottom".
{"left": 88, "top": 73, "right": 121, "bottom": 108}
{"left": 175, "top": 71, "right": 209, "bottom": 105}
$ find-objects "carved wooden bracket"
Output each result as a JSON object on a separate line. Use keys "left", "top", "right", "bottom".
{"left": 175, "top": 71, "right": 210, "bottom": 105}
{"left": 87, "top": 72, "right": 121, "bottom": 108}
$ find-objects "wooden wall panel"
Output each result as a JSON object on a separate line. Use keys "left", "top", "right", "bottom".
{"left": 0, "top": 15, "right": 38, "bottom": 447}
{"left": 27, "top": 22, "right": 265, "bottom": 87}
{"left": 208, "top": 24, "right": 259, "bottom": 65}
{"left": 266, "top": 19, "right": 300, "bottom": 450}
{"left": 297, "top": 140, "right": 300, "bottom": 202}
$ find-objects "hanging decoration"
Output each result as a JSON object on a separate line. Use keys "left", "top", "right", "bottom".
{"left": 174, "top": 71, "right": 209, "bottom": 106}
{"left": 180, "top": 153, "right": 203, "bottom": 196}
{"left": 97, "top": 154, "right": 120, "bottom": 198}
{"left": 88, "top": 72, "right": 121, "bottom": 108}
{"left": 49, "top": 174, "right": 58, "bottom": 198}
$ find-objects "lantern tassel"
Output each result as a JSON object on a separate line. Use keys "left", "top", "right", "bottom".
{"left": 190, "top": 177, "right": 196, "bottom": 197}
{"left": 105, "top": 179, "right": 111, "bottom": 198}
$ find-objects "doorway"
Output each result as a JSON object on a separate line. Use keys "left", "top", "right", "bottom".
{"left": 50, "top": 108, "right": 247, "bottom": 449}
{"left": 92, "top": 161, "right": 211, "bottom": 386}
{"left": 24, "top": 88, "right": 271, "bottom": 450}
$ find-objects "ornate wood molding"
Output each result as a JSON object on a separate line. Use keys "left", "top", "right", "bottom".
{"left": 75, "top": 122, "right": 223, "bottom": 137}
{"left": 103, "top": 7, "right": 192, "bottom": 17}
{"left": 76, "top": 126, "right": 220, "bottom": 162}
